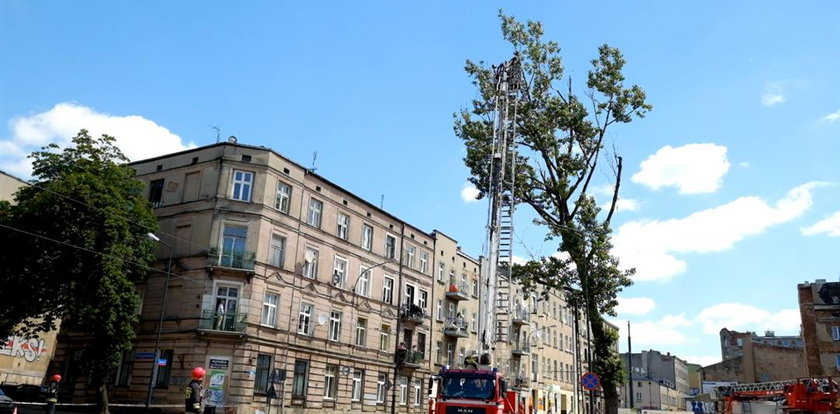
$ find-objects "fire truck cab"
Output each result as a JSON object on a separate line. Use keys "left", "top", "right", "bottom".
{"left": 429, "top": 367, "right": 523, "bottom": 414}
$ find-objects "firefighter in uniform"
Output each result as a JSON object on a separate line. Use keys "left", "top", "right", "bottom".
{"left": 45, "top": 374, "right": 61, "bottom": 414}
{"left": 185, "top": 367, "right": 205, "bottom": 414}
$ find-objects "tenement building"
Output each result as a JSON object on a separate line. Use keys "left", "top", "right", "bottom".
{"left": 47, "top": 141, "right": 595, "bottom": 414}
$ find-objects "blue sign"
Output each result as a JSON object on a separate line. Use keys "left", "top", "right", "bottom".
{"left": 580, "top": 372, "right": 601, "bottom": 391}
{"left": 135, "top": 352, "right": 155, "bottom": 360}
{"left": 157, "top": 358, "right": 168, "bottom": 367}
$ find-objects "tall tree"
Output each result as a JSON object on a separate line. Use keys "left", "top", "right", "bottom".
{"left": 455, "top": 13, "right": 651, "bottom": 414}
{"left": 0, "top": 130, "right": 157, "bottom": 414}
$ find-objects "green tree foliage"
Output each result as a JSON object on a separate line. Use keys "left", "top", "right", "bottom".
{"left": 0, "top": 130, "right": 157, "bottom": 413}
{"left": 455, "top": 12, "right": 651, "bottom": 414}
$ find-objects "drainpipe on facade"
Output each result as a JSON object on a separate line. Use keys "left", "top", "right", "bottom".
{"left": 391, "top": 222, "right": 406, "bottom": 414}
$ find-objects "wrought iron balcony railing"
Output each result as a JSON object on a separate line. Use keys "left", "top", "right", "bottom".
{"left": 198, "top": 310, "right": 247, "bottom": 332}
{"left": 207, "top": 247, "right": 256, "bottom": 270}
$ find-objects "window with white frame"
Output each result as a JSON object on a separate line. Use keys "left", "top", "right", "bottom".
{"left": 405, "top": 245, "right": 415, "bottom": 268}
{"left": 472, "top": 312, "right": 478, "bottom": 332}
{"left": 404, "top": 284, "right": 416, "bottom": 307}
{"left": 324, "top": 365, "right": 337, "bottom": 399}
{"left": 221, "top": 225, "right": 247, "bottom": 268}
{"left": 298, "top": 303, "right": 313, "bottom": 335}
{"left": 307, "top": 198, "right": 323, "bottom": 227}
{"left": 231, "top": 170, "right": 253, "bottom": 201}
{"left": 275, "top": 181, "right": 291, "bottom": 213}
{"left": 471, "top": 278, "right": 479, "bottom": 296}
{"left": 356, "top": 266, "right": 371, "bottom": 296}
{"left": 832, "top": 326, "right": 840, "bottom": 341}
{"left": 355, "top": 317, "right": 367, "bottom": 347}
{"left": 269, "top": 234, "right": 286, "bottom": 268}
{"left": 377, "top": 374, "right": 387, "bottom": 403}
{"left": 303, "top": 247, "right": 318, "bottom": 279}
{"left": 418, "top": 290, "right": 428, "bottom": 312}
{"left": 337, "top": 213, "right": 349, "bottom": 240}
{"left": 436, "top": 300, "right": 443, "bottom": 320}
{"left": 383, "top": 276, "right": 394, "bottom": 304}
{"left": 437, "top": 263, "right": 445, "bottom": 283}
{"left": 380, "top": 324, "right": 390, "bottom": 351}
{"left": 261, "top": 292, "right": 278, "bottom": 327}
{"left": 447, "top": 302, "right": 455, "bottom": 319}
{"left": 446, "top": 344, "right": 454, "bottom": 364}
{"left": 333, "top": 256, "right": 347, "bottom": 287}
{"left": 352, "top": 370, "right": 364, "bottom": 401}
{"left": 328, "top": 310, "right": 342, "bottom": 342}
{"left": 419, "top": 252, "right": 428, "bottom": 273}
{"left": 399, "top": 376, "right": 408, "bottom": 405}
{"left": 385, "top": 234, "right": 396, "bottom": 259}
{"left": 413, "top": 378, "right": 422, "bottom": 406}
{"left": 362, "top": 224, "right": 373, "bottom": 250}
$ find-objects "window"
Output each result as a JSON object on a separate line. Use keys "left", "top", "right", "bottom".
{"left": 149, "top": 179, "right": 164, "bottom": 207}
{"left": 413, "top": 378, "right": 422, "bottom": 406}
{"left": 214, "top": 283, "right": 239, "bottom": 331}
{"left": 154, "top": 349, "right": 173, "bottom": 387}
{"left": 275, "top": 181, "right": 291, "bottom": 213}
{"left": 404, "top": 284, "right": 416, "bottom": 307}
{"left": 328, "top": 311, "right": 342, "bottom": 342}
{"left": 385, "top": 234, "right": 396, "bottom": 259}
{"left": 333, "top": 256, "right": 348, "bottom": 287}
{"left": 221, "top": 225, "right": 247, "bottom": 268}
{"left": 382, "top": 276, "right": 394, "bottom": 304}
{"left": 418, "top": 290, "right": 428, "bottom": 311}
{"left": 377, "top": 374, "right": 387, "bottom": 403}
{"left": 471, "top": 279, "right": 479, "bottom": 297}
{"left": 352, "top": 370, "right": 364, "bottom": 401}
{"left": 115, "top": 349, "right": 133, "bottom": 386}
{"left": 324, "top": 365, "right": 338, "bottom": 399}
{"left": 471, "top": 312, "right": 478, "bottom": 332}
{"left": 357, "top": 266, "right": 371, "bottom": 296}
{"left": 254, "top": 354, "right": 272, "bottom": 393}
{"left": 231, "top": 170, "right": 253, "bottom": 201}
{"left": 446, "top": 344, "right": 454, "bottom": 365}
{"left": 435, "top": 341, "right": 442, "bottom": 365}
{"left": 836, "top": 355, "right": 840, "bottom": 370}
{"left": 635, "top": 392, "right": 642, "bottom": 401}
{"left": 261, "top": 292, "right": 278, "bottom": 327}
{"left": 292, "top": 360, "right": 308, "bottom": 398}
{"left": 399, "top": 376, "right": 408, "bottom": 405}
{"left": 832, "top": 326, "right": 840, "bottom": 341}
{"left": 437, "top": 263, "right": 445, "bottom": 283}
{"left": 419, "top": 252, "right": 428, "bottom": 273}
{"left": 361, "top": 224, "right": 374, "bottom": 250}
{"left": 380, "top": 324, "right": 390, "bottom": 351}
{"left": 337, "top": 213, "right": 349, "bottom": 240}
{"left": 307, "top": 198, "right": 323, "bottom": 227}
{"left": 436, "top": 300, "right": 443, "bottom": 320}
{"left": 269, "top": 234, "right": 286, "bottom": 268}
{"left": 303, "top": 247, "right": 319, "bottom": 279}
{"left": 736, "top": 338, "right": 744, "bottom": 346}
{"left": 417, "top": 332, "right": 426, "bottom": 359}
{"left": 298, "top": 303, "right": 313, "bottom": 335}
{"left": 356, "top": 317, "right": 367, "bottom": 347}
{"left": 405, "top": 245, "right": 415, "bottom": 268}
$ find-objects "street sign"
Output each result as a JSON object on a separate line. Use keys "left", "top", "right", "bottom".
{"left": 135, "top": 352, "right": 155, "bottom": 360}
{"left": 157, "top": 358, "right": 168, "bottom": 367}
{"left": 384, "top": 379, "right": 393, "bottom": 390}
{"left": 580, "top": 371, "right": 601, "bottom": 391}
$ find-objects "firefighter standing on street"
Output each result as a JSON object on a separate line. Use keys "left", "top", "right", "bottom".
{"left": 185, "top": 367, "right": 205, "bottom": 414}
{"left": 45, "top": 374, "right": 60, "bottom": 414}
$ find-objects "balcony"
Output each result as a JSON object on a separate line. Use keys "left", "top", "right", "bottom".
{"left": 510, "top": 376, "right": 530, "bottom": 391}
{"left": 400, "top": 304, "right": 427, "bottom": 325}
{"left": 445, "top": 280, "right": 471, "bottom": 301}
{"left": 511, "top": 338, "right": 530, "bottom": 355}
{"left": 396, "top": 349, "right": 424, "bottom": 369}
{"left": 511, "top": 308, "right": 531, "bottom": 326}
{"left": 207, "top": 247, "right": 256, "bottom": 270}
{"left": 443, "top": 317, "right": 469, "bottom": 338}
{"left": 198, "top": 310, "right": 247, "bottom": 333}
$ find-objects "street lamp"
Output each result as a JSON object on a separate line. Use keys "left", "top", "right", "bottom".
{"left": 145, "top": 232, "right": 173, "bottom": 411}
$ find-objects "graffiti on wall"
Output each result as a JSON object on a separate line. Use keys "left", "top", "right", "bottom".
{"left": 0, "top": 336, "right": 48, "bottom": 363}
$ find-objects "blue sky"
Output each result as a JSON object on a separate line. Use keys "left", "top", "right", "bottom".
{"left": 2, "top": 1, "right": 838, "bottom": 366}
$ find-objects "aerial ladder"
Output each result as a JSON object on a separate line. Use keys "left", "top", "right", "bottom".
{"left": 717, "top": 379, "right": 839, "bottom": 414}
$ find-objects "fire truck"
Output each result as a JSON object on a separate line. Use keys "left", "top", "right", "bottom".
{"left": 717, "top": 378, "right": 838, "bottom": 414}
{"left": 428, "top": 367, "right": 523, "bottom": 414}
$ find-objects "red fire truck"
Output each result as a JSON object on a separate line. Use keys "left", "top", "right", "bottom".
{"left": 429, "top": 367, "right": 523, "bottom": 414}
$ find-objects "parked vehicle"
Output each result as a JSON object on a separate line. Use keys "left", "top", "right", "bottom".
{"left": 0, "top": 384, "right": 47, "bottom": 403}
{"left": 0, "top": 388, "right": 18, "bottom": 414}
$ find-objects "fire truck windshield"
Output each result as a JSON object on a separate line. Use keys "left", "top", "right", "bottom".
{"left": 441, "top": 375, "right": 497, "bottom": 400}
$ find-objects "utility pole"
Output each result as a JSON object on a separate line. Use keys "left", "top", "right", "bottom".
{"left": 627, "top": 321, "right": 634, "bottom": 409}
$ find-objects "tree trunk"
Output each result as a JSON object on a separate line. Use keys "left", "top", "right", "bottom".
{"left": 98, "top": 382, "right": 110, "bottom": 414}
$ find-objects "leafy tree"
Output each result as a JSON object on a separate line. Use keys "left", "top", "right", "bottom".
{"left": 455, "top": 12, "right": 651, "bottom": 414}
{"left": 0, "top": 130, "right": 157, "bottom": 414}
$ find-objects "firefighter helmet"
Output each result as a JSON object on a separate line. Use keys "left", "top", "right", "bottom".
{"left": 192, "top": 367, "right": 206, "bottom": 380}
{"left": 51, "top": 374, "right": 62, "bottom": 382}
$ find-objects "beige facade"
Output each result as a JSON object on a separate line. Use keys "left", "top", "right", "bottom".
{"left": 0, "top": 171, "right": 60, "bottom": 386}
{"left": 798, "top": 279, "right": 840, "bottom": 377}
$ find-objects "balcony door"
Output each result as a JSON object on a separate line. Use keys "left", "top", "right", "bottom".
{"left": 215, "top": 283, "right": 239, "bottom": 331}
{"left": 221, "top": 225, "right": 247, "bottom": 267}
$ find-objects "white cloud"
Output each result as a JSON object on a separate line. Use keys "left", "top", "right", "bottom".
{"left": 632, "top": 143, "right": 730, "bottom": 194}
{"left": 613, "top": 314, "right": 692, "bottom": 347}
{"left": 616, "top": 297, "right": 656, "bottom": 316}
{"left": 695, "top": 303, "right": 800, "bottom": 335}
{"left": 461, "top": 183, "right": 480, "bottom": 203}
{"left": 802, "top": 211, "right": 840, "bottom": 237}
{"left": 824, "top": 109, "right": 840, "bottom": 123}
{"left": 1, "top": 103, "right": 195, "bottom": 178}
{"left": 761, "top": 83, "right": 785, "bottom": 106}
{"left": 599, "top": 198, "right": 640, "bottom": 213}
{"left": 614, "top": 182, "right": 826, "bottom": 282}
